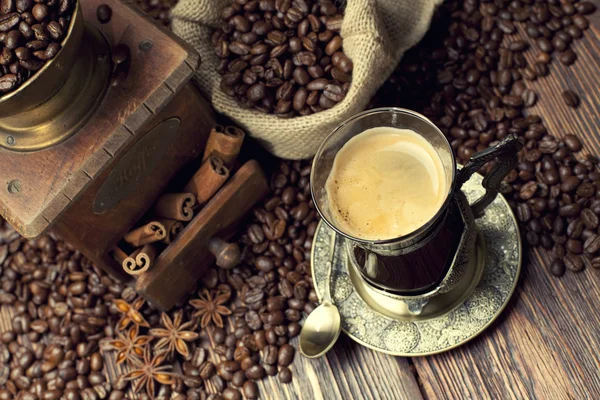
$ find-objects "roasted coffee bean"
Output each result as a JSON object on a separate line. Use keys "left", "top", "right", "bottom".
{"left": 90, "top": 352, "right": 103, "bottom": 371}
{"left": 502, "top": 95, "right": 523, "bottom": 107}
{"left": 223, "top": 388, "right": 242, "bottom": 400}
{"left": 497, "top": 19, "right": 515, "bottom": 33}
{"left": 560, "top": 203, "right": 581, "bottom": 217}
{"left": 245, "top": 364, "right": 266, "bottom": 380}
{"left": 199, "top": 361, "right": 215, "bottom": 380}
{"left": 549, "top": 259, "right": 565, "bottom": 277}
{"left": 232, "top": 370, "right": 246, "bottom": 388}
{"left": 0, "top": 12, "right": 19, "bottom": 33}
{"left": 240, "top": 355, "right": 255, "bottom": 371}
{"left": 576, "top": 2, "right": 596, "bottom": 14}
{"left": 277, "top": 344, "right": 294, "bottom": 366}
{"left": 584, "top": 234, "right": 600, "bottom": 254}
{"left": 243, "top": 380, "right": 259, "bottom": 399}
{"left": 96, "top": 4, "right": 112, "bottom": 24}
{"left": 564, "top": 254, "right": 584, "bottom": 272}
{"left": 559, "top": 49, "right": 577, "bottom": 65}
{"left": 32, "top": 4, "right": 48, "bottom": 21}
{"left": 522, "top": 89, "right": 537, "bottom": 107}
{"left": 537, "top": 37, "right": 553, "bottom": 53}
{"left": 255, "top": 256, "right": 274, "bottom": 272}
{"left": 567, "top": 219, "right": 584, "bottom": 239}
{"left": 561, "top": 176, "right": 580, "bottom": 192}
{"left": 562, "top": 90, "right": 580, "bottom": 107}
{"left": 279, "top": 366, "right": 292, "bottom": 383}
{"left": 581, "top": 209, "right": 598, "bottom": 229}
{"left": 567, "top": 239, "right": 583, "bottom": 254}
{"left": 0, "top": 73, "right": 17, "bottom": 92}
{"left": 577, "top": 182, "right": 595, "bottom": 198}
{"left": 264, "top": 363, "right": 278, "bottom": 376}
{"left": 564, "top": 134, "right": 582, "bottom": 151}
{"left": 263, "top": 345, "right": 278, "bottom": 364}
{"left": 519, "top": 181, "right": 537, "bottom": 200}
{"left": 552, "top": 36, "right": 567, "bottom": 52}
{"left": 534, "top": 62, "right": 548, "bottom": 77}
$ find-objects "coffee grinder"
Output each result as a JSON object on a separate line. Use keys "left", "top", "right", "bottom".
{"left": 0, "top": 0, "right": 269, "bottom": 310}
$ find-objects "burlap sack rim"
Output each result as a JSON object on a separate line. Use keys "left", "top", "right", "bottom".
{"left": 171, "top": 0, "right": 442, "bottom": 159}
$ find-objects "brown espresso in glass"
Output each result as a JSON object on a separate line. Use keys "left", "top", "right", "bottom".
{"left": 325, "top": 126, "right": 462, "bottom": 294}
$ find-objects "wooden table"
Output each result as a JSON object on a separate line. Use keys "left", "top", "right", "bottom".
{"left": 2, "top": 2, "right": 600, "bottom": 400}
{"left": 273, "top": 3, "right": 600, "bottom": 400}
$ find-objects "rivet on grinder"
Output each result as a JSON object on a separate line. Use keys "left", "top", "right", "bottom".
{"left": 139, "top": 40, "right": 153, "bottom": 52}
{"left": 8, "top": 180, "right": 21, "bottom": 194}
{"left": 5, "top": 136, "right": 14, "bottom": 146}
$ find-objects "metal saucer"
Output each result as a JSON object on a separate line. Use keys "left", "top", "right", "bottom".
{"left": 310, "top": 173, "right": 522, "bottom": 356}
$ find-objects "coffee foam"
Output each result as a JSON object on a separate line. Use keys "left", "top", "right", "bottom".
{"left": 325, "top": 127, "right": 447, "bottom": 240}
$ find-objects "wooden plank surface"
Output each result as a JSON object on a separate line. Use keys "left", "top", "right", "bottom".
{"left": 412, "top": 2, "right": 600, "bottom": 399}
{"left": 3, "top": 1, "right": 600, "bottom": 400}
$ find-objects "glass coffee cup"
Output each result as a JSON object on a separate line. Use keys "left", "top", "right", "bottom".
{"left": 310, "top": 108, "right": 522, "bottom": 315}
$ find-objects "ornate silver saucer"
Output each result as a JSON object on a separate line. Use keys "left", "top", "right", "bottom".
{"left": 310, "top": 173, "right": 522, "bottom": 356}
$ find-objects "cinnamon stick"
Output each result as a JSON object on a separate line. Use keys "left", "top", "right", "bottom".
{"left": 122, "top": 249, "right": 141, "bottom": 275}
{"left": 134, "top": 244, "right": 157, "bottom": 274}
{"left": 112, "top": 247, "right": 128, "bottom": 264}
{"left": 124, "top": 221, "right": 167, "bottom": 247}
{"left": 184, "top": 155, "right": 230, "bottom": 205}
{"left": 152, "top": 193, "right": 196, "bottom": 222}
{"left": 157, "top": 218, "right": 185, "bottom": 244}
{"left": 202, "top": 125, "right": 245, "bottom": 167}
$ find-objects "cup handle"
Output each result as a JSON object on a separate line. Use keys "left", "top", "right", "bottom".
{"left": 456, "top": 134, "right": 523, "bottom": 218}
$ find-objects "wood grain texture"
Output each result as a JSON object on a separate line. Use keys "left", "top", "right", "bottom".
{"left": 413, "top": 5, "right": 600, "bottom": 400}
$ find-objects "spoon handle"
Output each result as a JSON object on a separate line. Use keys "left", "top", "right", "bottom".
{"left": 323, "top": 231, "right": 336, "bottom": 304}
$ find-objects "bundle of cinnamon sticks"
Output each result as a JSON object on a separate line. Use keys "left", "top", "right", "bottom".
{"left": 112, "top": 125, "right": 245, "bottom": 276}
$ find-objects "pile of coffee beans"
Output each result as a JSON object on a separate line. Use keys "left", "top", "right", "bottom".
{"left": 135, "top": 0, "right": 178, "bottom": 27}
{"left": 0, "top": 159, "right": 316, "bottom": 399}
{"left": 0, "top": 222, "right": 126, "bottom": 399}
{"left": 373, "top": 0, "right": 596, "bottom": 276}
{"left": 0, "top": 0, "right": 75, "bottom": 94}
{"left": 213, "top": 0, "right": 353, "bottom": 116}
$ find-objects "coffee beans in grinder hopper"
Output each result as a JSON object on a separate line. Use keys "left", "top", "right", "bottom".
{"left": 213, "top": 0, "right": 353, "bottom": 117}
{"left": 374, "top": 0, "right": 597, "bottom": 277}
{"left": 0, "top": 0, "right": 75, "bottom": 94}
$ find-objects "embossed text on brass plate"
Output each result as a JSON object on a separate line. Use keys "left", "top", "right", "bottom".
{"left": 93, "top": 118, "right": 181, "bottom": 214}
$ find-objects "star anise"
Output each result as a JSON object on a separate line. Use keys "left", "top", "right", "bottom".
{"left": 114, "top": 297, "right": 150, "bottom": 331}
{"left": 189, "top": 289, "right": 232, "bottom": 328}
{"left": 124, "top": 345, "right": 174, "bottom": 399}
{"left": 102, "top": 324, "right": 152, "bottom": 364}
{"left": 149, "top": 310, "right": 199, "bottom": 359}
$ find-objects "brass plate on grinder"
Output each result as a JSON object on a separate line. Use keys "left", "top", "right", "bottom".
{"left": 93, "top": 118, "right": 181, "bottom": 214}
{"left": 311, "top": 173, "right": 522, "bottom": 356}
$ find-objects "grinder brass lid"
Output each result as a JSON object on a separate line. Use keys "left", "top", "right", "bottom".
{"left": 0, "top": 1, "right": 83, "bottom": 117}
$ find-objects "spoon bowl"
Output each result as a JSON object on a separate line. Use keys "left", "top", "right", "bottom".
{"left": 299, "top": 299, "right": 342, "bottom": 358}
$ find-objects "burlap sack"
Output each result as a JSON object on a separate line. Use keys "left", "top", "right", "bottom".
{"left": 172, "top": 0, "right": 441, "bottom": 160}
